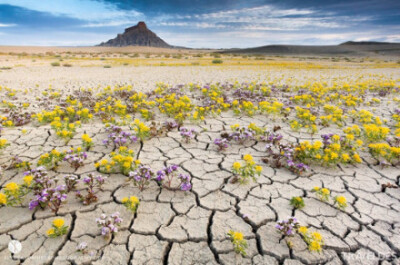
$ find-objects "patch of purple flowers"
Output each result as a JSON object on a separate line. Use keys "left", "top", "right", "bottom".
{"left": 76, "top": 174, "right": 107, "bottom": 205}
{"left": 25, "top": 166, "right": 55, "bottom": 194}
{"left": 179, "top": 127, "right": 196, "bottom": 143}
{"left": 63, "top": 150, "right": 87, "bottom": 170}
{"left": 29, "top": 185, "right": 67, "bottom": 213}
{"left": 103, "top": 125, "right": 138, "bottom": 147}
{"left": 214, "top": 138, "right": 229, "bottom": 151}
{"left": 64, "top": 175, "right": 78, "bottom": 192}
{"left": 275, "top": 217, "right": 300, "bottom": 237}
{"left": 178, "top": 174, "right": 192, "bottom": 191}
{"left": 229, "top": 127, "right": 254, "bottom": 144}
{"left": 129, "top": 165, "right": 154, "bottom": 191}
{"left": 96, "top": 212, "right": 123, "bottom": 239}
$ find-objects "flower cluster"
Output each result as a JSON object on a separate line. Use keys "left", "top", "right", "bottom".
{"left": 179, "top": 127, "right": 197, "bottom": 143}
{"left": 103, "top": 125, "right": 137, "bottom": 147}
{"left": 129, "top": 165, "right": 154, "bottom": 191}
{"left": 275, "top": 217, "right": 299, "bottom": 237}
{"left": 29, "top": 185, "right": 68, "bottom": 213}
{"left": 3, "top": 110, "right": 32, "bottom": 127}
{"left": 121, "top": 196, "right": 140, "bottom": 213}
{"left": 226, "top": 124, "right": 255, "bottom": 144}
{"left": 298, "top": 226, "right": 324, "bottom": 252}
{"left": 363, "top": 124, "right": 390, "bottom": 142}
{"left": 37, "top": 149, "right": 65, "bottom": 170}
{"left": 81, "top": 134, "right": 93, "bottom": 149}
{"left": 259, "top": 101, "right": 287, "bottom": 117}
{"left": 290, "top": 107, "right": 317, "bottom": 134}
{"left": 295, "top": 133, "right": 362, "bottom": 166}
{"left": 26, "top": 167, "right": 67, "bottom": 213}
{"left": 130, "top": 119, "right": 150, "bottom": 141}
{"left": 0, "top": 180, "right": 31, "bottom": 206}
{"left": 95, "top": 146, "right": 139, "bottom": 175}
{"left": 156, "top": 93, "right": 193, "bottom": 124}
{"left": 96, "top": 212, "right": 122, "bottom": 239}
{"left": 76, "top": 174, "right": 107, "bottom": 205}
{"left": 177, "top": 174, "right": 192, "bottom": 191}
{"left": 156, "top": 165, "right": 179, "bottom": 187}
{"left": 76, "top": 242, "right": 88, "bottom": 254}
{"left": 47, "top": 218, "right": 69, "bottom": 238}
{"left": 0, "top": 138, "right": 9, "bottom": 151}
{"left": 290, "top": 196, "right": 305, "bottom": 209}
{"left": 6, "top": 156, "right": 31, "bottom": 171}
{"left": 63, "top": 148, "right": 88, "bottom": 170}
{"left": 213, "top": 138, "right": 229, "bottom": 151}
{"left": 334, "top": 196, "right": 348, "bottom": 210}
{"left": 64, "top": 175, "right": 79, "bottom": 192}
{"left": 368, "top": 143, "right": 400, "bottom": 165}
{"left": 312, "top": 187, "right": 330, "bottom": 202}
{"left": 276, "top": 217, "right": 324, "bottom": 252}
{"left": 51, "top": 118, "right": 81, "bottom": 142}
{"left": 232, "top": 154, "right": 262, "bottom": 184}
{"left": 320, "top": 104, "right": 347, "bottom": 127}
{"left": 227, "top": 230, "right": 248, "bottom": 257}
{"left": 265, "top": 137, "right": 310, "bottom": 175}
{"left": 312, "top": 187, "right": 348, "bottom": 210}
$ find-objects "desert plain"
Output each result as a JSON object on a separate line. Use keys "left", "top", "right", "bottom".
{"left": 0, "top": 47, "right": 399, "bottom": 265}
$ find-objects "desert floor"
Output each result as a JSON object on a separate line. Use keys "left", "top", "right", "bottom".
{"left": 0, "top": 50, "right": 400, "bottom": 265}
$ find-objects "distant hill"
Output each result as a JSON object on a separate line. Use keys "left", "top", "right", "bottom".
{"left": 222, "top": 41, "right": 400, "bottom": 57}
{"left": 98, "top": 21, "right": 171, "bottom": 48}
{"left": 339, "top": 41, "right": 397, "bottom": 45}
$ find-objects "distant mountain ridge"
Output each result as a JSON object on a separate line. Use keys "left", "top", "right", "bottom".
{"left": 340, "top": 41, "right": 398, "bottom": 45}
{"left": 98, "top": 21, "right": 171, "bottom": 48}
{"left": 221, "top": 41, "right": 400, "bottom": 57}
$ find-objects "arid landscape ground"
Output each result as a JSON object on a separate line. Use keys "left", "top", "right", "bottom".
{"left": 0, "top": 47, "right": 399, "bottom": 265}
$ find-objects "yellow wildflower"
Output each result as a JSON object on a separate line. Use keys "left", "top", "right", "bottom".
{"left": 309, "top": 240, "right": 322, "bottom": 252}
{"left": 23, "top": 175, "right": 33, "bottom": 186}
{"left": 0, "top": 193, "right": 7, "bottom": 205}
{"left": 5, "top": 182, "right": 19, "bottom": 193}
{"left": 47, "top": 228, "right": 55, "bottom": 236}
{"left": 232, "top": 231, "right": 244, "bottom": 241}
{"left": 233, "top": 162, "right": 241, "bottom": 170}
{"left": 243, "top": 154, "right": 253, "bottom": 162}
{"left": 53, "top": 218, "right": 65, "bottom": 228}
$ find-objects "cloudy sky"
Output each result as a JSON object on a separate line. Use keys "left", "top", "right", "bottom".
{"left": 0, "top": 0, "right": 399, "bottom": 48}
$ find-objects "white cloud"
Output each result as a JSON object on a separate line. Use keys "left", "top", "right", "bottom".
{"left": 158, "top": 4, "right": 370, "bottom": 32}
{"left": 0, "top": 0, "right": 144, "bottom": 22}
{"left": 0, "top": 23, "right": 16, "bottom": 27}
{"left": 82, "top": 21, "right": 136, "bottom": 28}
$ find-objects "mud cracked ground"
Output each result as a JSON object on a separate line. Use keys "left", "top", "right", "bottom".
{"left": 0, "top": 66, "right": 400, "bottom": 265}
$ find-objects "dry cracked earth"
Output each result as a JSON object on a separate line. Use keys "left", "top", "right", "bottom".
{"left": 0, "top": 69, "right": 400, "bottom": 265}
{"left": 0, "top": 116, "right": 399, "bottom": 265}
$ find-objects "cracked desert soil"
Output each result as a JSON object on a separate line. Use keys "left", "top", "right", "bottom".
{"left": 0, "top": 64, "right": 400, "bottom": 265}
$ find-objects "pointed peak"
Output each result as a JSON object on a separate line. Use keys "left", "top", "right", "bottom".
{"left": 125, "top": 21, "right": 147, "bottom": 32}
{"left": 137, "top": 21, "right": 147, "bottom": 28}
{"left": 99, "top": 21, "right": 171, "bottom": 48}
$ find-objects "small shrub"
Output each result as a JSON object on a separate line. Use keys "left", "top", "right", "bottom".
{"left": 212, "top": 59, "right": 223, "bottom": 64}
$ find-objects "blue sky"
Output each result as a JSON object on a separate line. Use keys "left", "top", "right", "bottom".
{"left": 0, "top": 0, "right": 399, "bottom": 48}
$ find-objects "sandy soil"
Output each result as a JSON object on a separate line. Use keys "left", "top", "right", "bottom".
{"left": 0, "top": 46, "right": 214, "bottom": 55}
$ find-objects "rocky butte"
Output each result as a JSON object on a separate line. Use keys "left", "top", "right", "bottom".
{"left": 98, "top": 21, "right": 171, "bottom": 48}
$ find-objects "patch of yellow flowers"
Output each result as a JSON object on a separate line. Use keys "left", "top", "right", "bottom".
{"left": 298, "top": 226, "right": 324, "bottom": 252}
{"left": 95, "top": 146, "right": 139, "bottom": 175}
{"left": 121, "top": 196, "right": 140, "bottom": 213}
{"left": 47, "top": 218, "right": 68, "bottom": 238}
{"left": 232, "top": 154, "right": 263, "bottom": 184}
